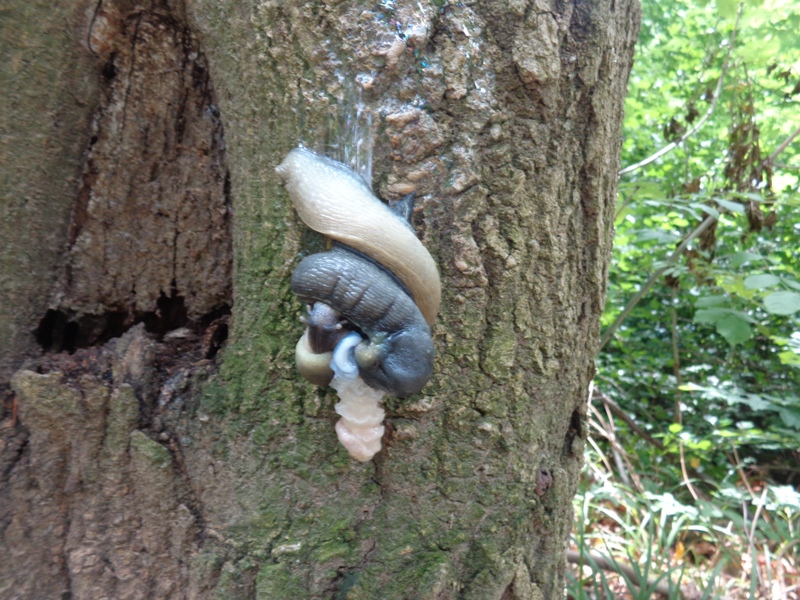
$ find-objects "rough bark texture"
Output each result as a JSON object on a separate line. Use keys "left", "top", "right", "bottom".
{"left": 0, "top": 0, "right": 98, "bottom": 377}
{"left": 0, "top": 0, "right": 640, "bottom": 598}
{"left": 40, "top": 0, "right": 233, "bottom": 353}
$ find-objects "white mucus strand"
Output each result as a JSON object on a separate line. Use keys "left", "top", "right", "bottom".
{"left": 330, "top": 332, "right": 386, "bottom": 462}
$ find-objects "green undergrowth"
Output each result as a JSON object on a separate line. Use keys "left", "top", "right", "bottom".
{"left": 568, "top": 439, "right": 800, "bottom": 599}
{"left": 573, "top": 0, "right": 800, "bottom": 597}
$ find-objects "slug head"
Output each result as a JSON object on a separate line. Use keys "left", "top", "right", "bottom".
{"left": 354, "top": 328, "right": 434, "bottom": 398}
{"left": 303, "top": 302, "right": 350, "bottom": 353}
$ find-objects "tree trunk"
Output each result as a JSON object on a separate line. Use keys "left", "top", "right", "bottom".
{"left": 0, "top": 0, "right": 640, "bottom": 598}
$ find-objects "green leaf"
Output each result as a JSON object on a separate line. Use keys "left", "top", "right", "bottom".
{"left": 763, "top": 291, "right": 800, "bottom": 316}
{"left": 778, "top": 408, "right": 800, "bottom": 429}
{"left": 693, "top": 307, "right": 756, "bottom": 328}
{"left": 690, "top": 203, "right": 720, "bottom": 219}
{"left": 716, "top": 0, "right": 738, "bottom": 18}
{"left": 777, "top": 350, "right": 800, "bottom": 367}
{"left": 695, "top": 295, "right": 728, "bottom": 308}
{"left": 744, "top": 274, "right": 781, "bottom": 290}
{"left": 772, "top": 486, "right": 800, "bottom": 509}
{"left": 716, "top": 314, "right": 753, "bottom": 346}
{"left": 634, "top": 229, "right": 681, "bottom": 244}
{"left": 693, "top": 308, "right": 730, "bottom": 324}
{"left": 715, "top": 198, "right": 746, "bottom": 213}
{"left": 740, "top": 395, "right": 772, "bottom": 411}
{"left": 729, "top": 252, "right": 765, "bottom": 268}
{"left": 679, "top": 383, "right": 703, "bottom": 392}
{"left": 785, "top": 280, "right": 800, "bottom": 292}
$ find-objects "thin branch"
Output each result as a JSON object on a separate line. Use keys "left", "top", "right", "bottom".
{"left": 618, "top": 8, "right": 741, "bottom": 177}
{"left": 586, "top": 434, "right": 616, "bottom": 475}
{"left": 599, "top": 401, "right": 634, "bottom": 488}
{"left": 670, "top": 293, "right": 683, "bottom": 424}
{"left": 593, "top": 391, "right": 664, "bottom": 449}
{"left": 670, "top": 291, "right": 700, "bottom": 501}
{"left": 615, "top": 185, "right": 640, "bottom": 220}
{"left": 600, "top": 214, "right": 717, "bottom": 350}
{"left": 731, "top": 443, "right": 756, "bottom": 499}
{"left": 588, "top": 399, "right": 646, "bottom": 490}
{"left": 679, "top": 443, "right": 700, "bottom": 502}
{"left": 749, "top": 486, "right": 768, "bottom": 547}
{"left": 763, "top": 125, "right": 800, "bottom": 168}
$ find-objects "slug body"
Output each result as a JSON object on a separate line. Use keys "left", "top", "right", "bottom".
{"left": 291, "top": 246, "right": 433, "bottom": 396}
{"left": 276, "top": 147, "right": 440, "bottom": 325}
{"left": 276, "top": 146, "right": 440, "bottom": 461}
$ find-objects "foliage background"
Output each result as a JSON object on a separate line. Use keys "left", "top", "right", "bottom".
{"left": 573, "top": 0, "right": 800, "bottom": 597}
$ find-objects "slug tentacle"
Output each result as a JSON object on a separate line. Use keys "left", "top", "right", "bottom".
{"left": 277, "top": 146, "right": 440, "bottom": 461}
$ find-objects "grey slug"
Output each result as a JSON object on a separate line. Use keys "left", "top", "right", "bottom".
{"left": 276, "top": 146, "right": 440, "bottom": 398}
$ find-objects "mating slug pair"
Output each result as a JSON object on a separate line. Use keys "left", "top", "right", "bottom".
{"left": 275, "top": 147, "right": 440, "bottom": 461}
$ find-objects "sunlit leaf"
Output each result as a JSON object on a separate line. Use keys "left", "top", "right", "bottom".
{"left": 763, "top": 291, "right": 800, "bottom": 316}
{"left": 778, "top": 408, "right": 800, "bottom": 429}
{"left": 777, "top": 350, "right": 800, "bottom": 367}
{"left": 715, "top": 198, "right": 747, "bottom": 213}
{"left": 716, "top": 0, "right": 738, "bottom": 19}
{"left": 743, "top": 273, "right": 781, "bottom": 289}
{"left": 695, "top": 295, "right": 728, "bottom": 308}
{"left": 729, "top": 252, "right": 765, "bottom": 268}
{"left": 716, "top": 313, "right": 753, "bottom": 345}
{"left": 771, "top": 485, "right": 800, "bottom": 509}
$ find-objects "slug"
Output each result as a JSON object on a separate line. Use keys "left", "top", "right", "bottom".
{"left": 276, "top": 146, "right": 440, "bottom": 461}
{"left": 291, "top": 246, "right": 434, "bottom": 396}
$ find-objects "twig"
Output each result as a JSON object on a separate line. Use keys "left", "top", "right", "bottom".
{"left": 679, "top": 443, "right": 700, "bottom": 502}
{"left": 741, "top": 486, "right": 769, "bottom": 591}
{"left": 669, "top": 291, "right": 700, "bottom": 502}
{"left": 567, "top": 549, "right": 685, "bottom": 599}
{"left": 670, "top": 292, "right": 683, "bottom": 424}
{"left": 619, "top": 9, "right": 741, "bottom": 177}
{"left": 586, "top": 434, "right": 615, "bottom": 475}
{"left": 601, "top": 402, "right": 633, "bottom": 488}
{"left": 729, "top": 444, "right": 768, "bottom": 590}
{"left": 731, "top": 444, "right": 756, "bottom": 499}
{"left": 600, "top": 215, "right": 717, "bottom": 350}
{"left": 588, "top": 401, "right": 644, "bottom": 490}
{"left": 593, "top": 391, "right": 664, "bottom": 449}
{"left": 776, "top": 538, "right": 800, "bottom": 563}
{"left": 763, "top": 125, "right": 800, "bottom": 168}
{"left": 748, "top": 486, "right": 768, "bottom": 545}
{"left": 615, "top": 185, "right": 640, "bottom": 220}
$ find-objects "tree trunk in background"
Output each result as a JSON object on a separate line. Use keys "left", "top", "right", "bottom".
{"left": 0, "top": 0, "right": 640, "bottom": 598}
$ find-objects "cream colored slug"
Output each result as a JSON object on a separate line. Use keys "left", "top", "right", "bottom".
{"left": 276, "top": 146, "right": 440, "bottom": 326}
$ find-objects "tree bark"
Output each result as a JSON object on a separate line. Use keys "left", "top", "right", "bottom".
{"left": 0, "top": 0, "right": 640, "bottom": 598}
